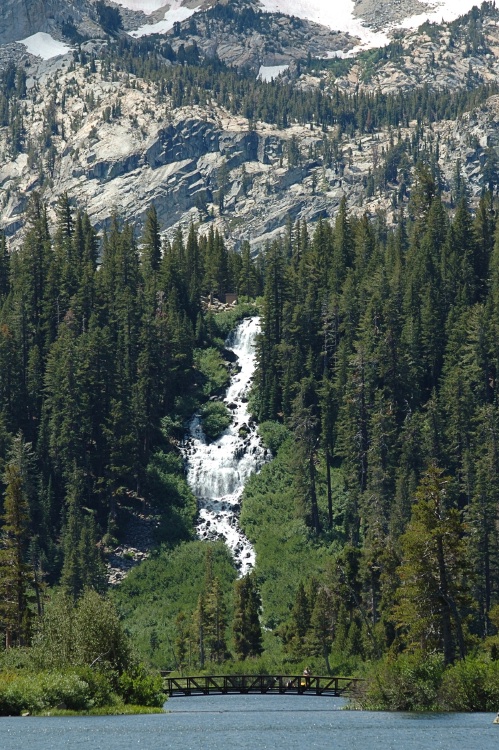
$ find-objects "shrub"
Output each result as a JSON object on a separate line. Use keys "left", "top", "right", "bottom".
{"left": 258, "top": 421, "right": 289, "bottom": 455}
{"left": 201, "top": 401, "right": 232, "bottom": 441}
{"left": 72, "top": 667, "right": 116, "bottom": 707}
{"left": 32, "top": 589, "right": 133, "bottom": 677}
{"left": 194, "top": 348, "right": 230, "bottom": 396}
{"left": 439, "top": 657, "right": 499, "bottom": 711}
{"left": 211, "top": 305, "right": 258, "bottom": 339}
{"left": 118, "top": 667, "right": 166, "bottom": 707}
{"left": 0, "top": 671, "right": 93, "bottom": 715}
{"left": 359, "top": 652, "right": 446, "bottom": 711}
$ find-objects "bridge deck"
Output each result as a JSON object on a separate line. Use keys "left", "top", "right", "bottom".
{"left": 164, "top": 675, "right": 362, "bottom": 698}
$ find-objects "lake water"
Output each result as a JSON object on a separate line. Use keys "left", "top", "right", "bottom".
{"left": 1, "top": 694, "right": 498, "bottom": 750}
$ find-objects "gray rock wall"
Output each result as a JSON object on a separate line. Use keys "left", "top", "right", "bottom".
{"left": 0, "top": 0, "right": 103, "bottom": 45}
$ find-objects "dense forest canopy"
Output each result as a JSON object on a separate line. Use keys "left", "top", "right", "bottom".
{"left": 230, "top": 170, "right": 499, "bottom": 702}
{"left": 0, "top": 194, "right": 261, "bottom": 638}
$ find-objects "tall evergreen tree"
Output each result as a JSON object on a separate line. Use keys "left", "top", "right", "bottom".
{"left": 0, "top": 435, "right": 36, "bottom": 647}
{"left": 233, "top": 574, "right": 263, "bottom": 660}
{"left": 394, "top": 466, "right": 469, "bottom": 665}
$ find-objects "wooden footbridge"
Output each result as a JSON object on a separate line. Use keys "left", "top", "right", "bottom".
{"left": 163, "top": 674, "right": 363, "bottom": 698}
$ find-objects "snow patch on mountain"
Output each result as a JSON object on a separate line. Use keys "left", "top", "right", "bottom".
{"left": 19, "top": 32, "right": 72, "bottom": 60}
{"left": 113, "top": 0, "right": 173, "bottom": 13}
{"left": 258, "top": 64, "right": 289, "bottom": 81}
{"left": 129, "top": 0, "right": 198, "bottom": 36}
{"left": 258, "top": 0, "right": 485, "bottom": 50}
{"left": 400, "top": 0, "right": 489, "bottom": 30}
{"left": 259, "top": 0, "right": 388, "bottom": 47}
{"left": 117, "top": 0, "right": 485, "bottom": 49}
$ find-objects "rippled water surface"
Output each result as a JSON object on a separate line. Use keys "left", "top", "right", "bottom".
{"left": 1, "top": 695, "right": 497, "bottom": 750}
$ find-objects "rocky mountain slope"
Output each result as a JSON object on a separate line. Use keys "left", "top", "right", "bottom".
{"left": 0, "top": 1, "right": 498, "bottom": 252}
{"left": 0, "top": 0, "right": 100, "bottom": 45}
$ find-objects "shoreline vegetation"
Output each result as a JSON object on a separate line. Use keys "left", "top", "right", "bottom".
{"left": 18, "top": 705, "right": 166, "bottom": 717}
{"left": 0, "top": 589, "right": 167, "bottom": 717}
{"left": 0, "top": 664, "right": 167, "bottom": 717}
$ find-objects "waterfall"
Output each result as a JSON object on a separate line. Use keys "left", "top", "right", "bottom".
{"left": 183, "top": 317, "right": 267, "bottom": 574}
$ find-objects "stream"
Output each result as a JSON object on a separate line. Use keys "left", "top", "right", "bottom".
{"left": 183, "top": 317, "right": 268, "bottom": 574}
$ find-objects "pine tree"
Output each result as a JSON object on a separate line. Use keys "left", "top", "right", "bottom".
{"left": 0, "top": 435, "right": 36, "bottom": 647}
{"left": 233, "top": 574, "right": 263, "bottom": 660}
{"left": 0, "top": 231, "right": 10, "bottom": 300}
{"left": 284, "top": 581, "right": 311, "bottom": 657}
{"left": 394, "top": 466, "right": 469, "bottom": 665}
{"left": 193, "top": 592, "right": 206, "bottom": 669}
{"left": 254, "top": 240, "right": 286, "bottom": 420}
{"left": 205, "top": 577, "right": 228, "bottom": 663}
{"left": 141, "top": 204, "right": 161, "bottom": 274}
{"left": 308, "top": 586, "right": 334, "bottom": 674}
{"left": 290, "top": 378, "right": 321, "bottom": 534}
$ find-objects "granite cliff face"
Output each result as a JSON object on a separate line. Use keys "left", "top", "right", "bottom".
{"left": 0, "top": 0, "right": 149, "bottom": 46}
{"left": 0, "top": 0, "right": 87, "bottom": 44}
{"left": 0, "top": 1, "right": 497, "bottom": 251}
{"left": 0, "top": 51, "right": 339, "bottom": 251}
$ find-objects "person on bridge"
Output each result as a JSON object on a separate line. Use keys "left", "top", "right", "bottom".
{"left": 302, "top": 667, "right": 311, "bottom": 688}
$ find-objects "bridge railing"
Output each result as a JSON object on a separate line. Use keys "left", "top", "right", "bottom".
{"left": 164, "top": 674, "right": 363, "bottom": 697}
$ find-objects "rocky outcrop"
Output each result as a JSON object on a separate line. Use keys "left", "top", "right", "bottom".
{"left": 0, "top": 0, "right": 90, "bottom": 44}
{"left": 0, "top": 0, "right": 148, "bottom": 46}
{"left": 330, "top": 6, "right": 499, "bottom": 96}
{"left": 157, "top": 0, "right": 358, "bottom": 70}
{"left": 353, "top": 0, "right": 427, "bottom": 29}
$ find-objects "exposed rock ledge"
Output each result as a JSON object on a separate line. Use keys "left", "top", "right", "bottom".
{"left": 354, "top": 0, "right": 428, "bottom": 29}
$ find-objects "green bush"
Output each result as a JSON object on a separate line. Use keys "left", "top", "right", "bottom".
{"left": 0, "top": 665, "right": 165, "bottom": 716}
{"left": 32, "top": 589, "right": 133, "bottom": 677}
{"left": 72, "top": 667, "right": 116, "bottom": 707}
{"left": 0, "top": 671, "right": 94, "bottom": 715}
{"left": 118, "top": 667, "right": 166, "bottom": 707}
{"left": 194, "top": 348, "right": 230, "bottom": 396}
{"left": 439, "top": 657, "right": 499, "bottom": 711}
{"left": 258, "top": 421, "right": 289, "bottom": 455}
{"left": 210, "top": 305, "right": 258, "bottom": 339}
{"left": 359, "top": 652, "right": 446, "bottom": 711}
{"left": 201, "top": 401, "right": 232, "bottom": 441}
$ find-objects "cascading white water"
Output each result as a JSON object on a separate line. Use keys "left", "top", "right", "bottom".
{"left": 183, "top": 317, "right": 268, "bottom": 574}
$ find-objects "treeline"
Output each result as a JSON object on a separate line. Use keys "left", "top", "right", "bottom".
{"left": 251, "top": 167, "right": 499, "bottom": 670}
{"left": 96, "top": 34, "right": 499, "bottom": 133}
{"left": 0, "top": 194, "right": 261, "bottom": 649}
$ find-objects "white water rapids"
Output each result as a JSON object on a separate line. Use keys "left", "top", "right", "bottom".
{"left": 183, "top": 317, "right": 268, "bottom": 574}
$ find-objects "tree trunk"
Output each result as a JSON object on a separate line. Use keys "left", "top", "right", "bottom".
{"left": 309, "top": 452, "right": 321, "bottom": 534}
{"left": 436, "top": 534, "right": 455, "bottom": 665}
{"left": 326, "top": 451, "right": 333, "bottom": 530}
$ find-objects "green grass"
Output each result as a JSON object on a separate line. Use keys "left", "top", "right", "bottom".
{"left": 240, "top": 436, "right": 348, "bottom": 629}
{"left": 113, "top": 541, "right": 237, "bottom": 668}
{"left": 35, "top": 704, "right": 166, "bottom": 716}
